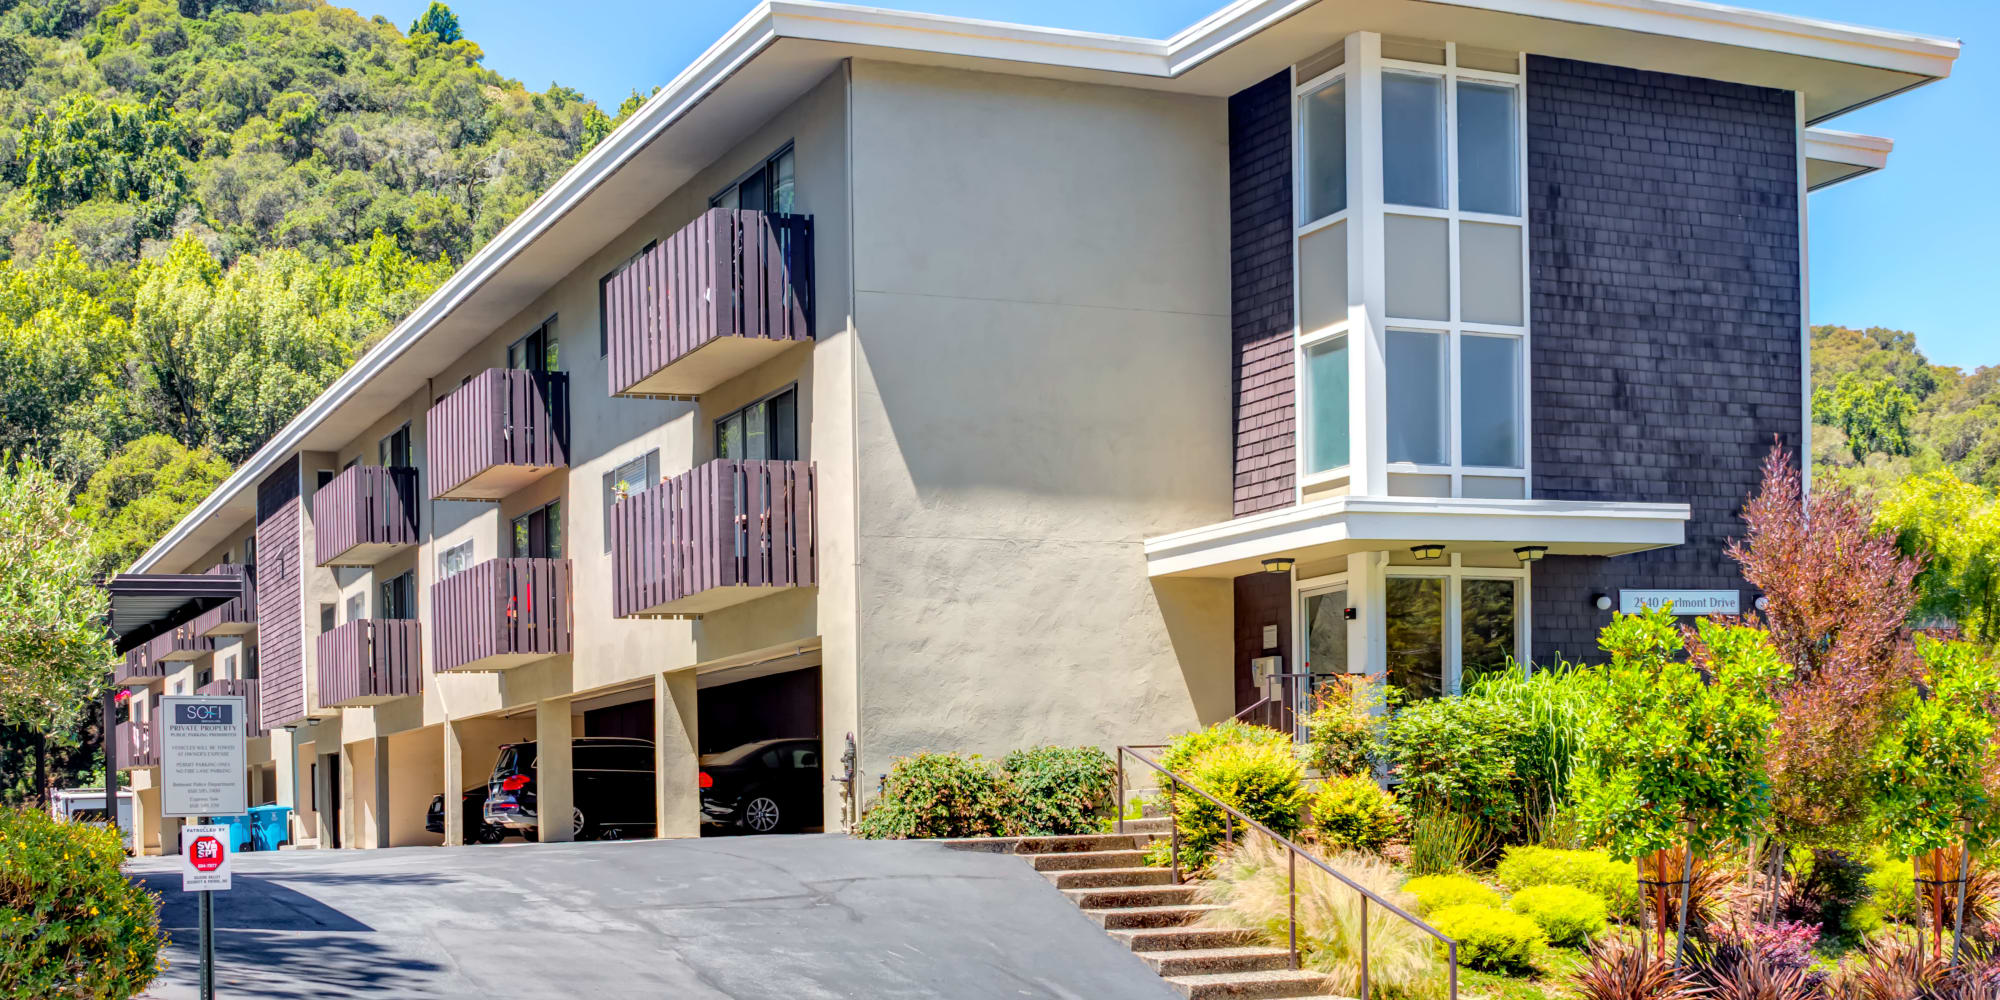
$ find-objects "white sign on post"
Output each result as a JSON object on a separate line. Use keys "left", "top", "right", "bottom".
{"left": 1618, "top": 590, "right": 1741, "bottom": 616}
{"left": 159, "top": 695, "right": 248, "bottom": 819}
{"left": 180, "top": 823, "right": 233, "bottom": 892}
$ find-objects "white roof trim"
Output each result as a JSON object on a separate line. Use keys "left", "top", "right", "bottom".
{"left": 134, "top": 0, "right": 1951, "bottom": 571}
{"left": 1144, "top": 495, "right": 1691, "bottom": 577}
{"left": 1804, "top": 127, "right": 1893, "bottom": 191}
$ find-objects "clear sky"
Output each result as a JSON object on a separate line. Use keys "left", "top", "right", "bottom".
{"left": 358, "top": 0, "right": 1993, "bottom": 371}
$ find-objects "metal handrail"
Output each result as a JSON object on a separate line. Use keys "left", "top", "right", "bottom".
{"left": 1115, "top": 744, "right": 1458, "bottom": 1000}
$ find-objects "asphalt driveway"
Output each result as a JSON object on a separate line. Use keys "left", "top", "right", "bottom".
{"left": 128, "top": 834, "right": 1176, "bottom": 999}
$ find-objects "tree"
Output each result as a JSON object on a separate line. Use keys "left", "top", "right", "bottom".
{"left": 1813, "top": 371, "right": 1917, "bottom": 461}
{"left": 1729, "top": 447, "right": 1922, "bottom": 855}
{"left": 73, "top": 435, "right": 230, "bottom": 575}
{"left": 1876, "top": 468, "right": 2000, "bottom": 644}
{"left": 408, "top": 2, "right": 461, "bottom": 44}
{"left": 0, "top": 456, "right": 112, "bottom": 803}
{"left": 18, "top": 94, "right": 195, "bottom": 224}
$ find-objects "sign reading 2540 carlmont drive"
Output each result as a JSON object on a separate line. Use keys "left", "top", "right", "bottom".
{"left": 159, "top": 696, "right": 248, "bottom": 819}
{"left": 1618, "top": 590, "right": 1741, "bottom": 616}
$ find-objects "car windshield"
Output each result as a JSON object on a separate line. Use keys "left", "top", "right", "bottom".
{"left": 492, "top": 744, "right": 531, "bottom": 777}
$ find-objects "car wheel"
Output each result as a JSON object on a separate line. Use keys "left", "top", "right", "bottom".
{"left": 743, "top": 795, "right": 783, "bottom": 834}
{"left": 476, "top": 824, "right": 506, "bottom": 845}
{"left": 601, "top": 826, "right": 624, "bottom": 841}
{"left": 572, "top": 807, "right": 587, "bottom": 840}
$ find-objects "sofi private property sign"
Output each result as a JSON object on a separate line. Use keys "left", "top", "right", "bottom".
{"left": 1618, "top": 590, "right": 1741, "bottom": 616}
{"left": 159, "top": 695, "right": 248, "bottom": 819}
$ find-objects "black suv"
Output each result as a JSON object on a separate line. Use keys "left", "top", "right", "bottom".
{"left": 699, "top": 738, "right": 822, "bottom": 834}
{"left": 483, "top": 737, "right": 657, "bottom": 841}
{"left": 426, "top": 786, "right": 512, "bottom": 844}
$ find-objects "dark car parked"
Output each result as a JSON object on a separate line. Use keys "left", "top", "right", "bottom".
{"left": 700, "top": 738, "right": 822, "bottom": 834}
{"left": 483, "top": 737, "right": 657, "bottom": 841}
{"left": 427, "top": 786, "right": 511, "bottom": 844}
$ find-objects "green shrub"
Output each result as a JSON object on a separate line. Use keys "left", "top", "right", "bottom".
{"left": 0, "top": 807, "right": 163, "bottom": 998}
{"left": 1507, "top": 884, "right": 1607, "bottom": 948}
{"left": 1166, "top": 740, "right": 1306, "bottom": 873}
{"left": 1302, "top": 676, "right": 1381, "bottom": 777}
{"left": 1493, "top": 845, "right": 1638, "bottom": 919}
{"left": 1428, "top": 902, "right": 1545, "bottom": 972}
{"left": 1000, "top": 745, "right": 1118, "bottom": 836}
{"left": 1309, "top": 776, "right": 1404, "bottom": 853}
{"left": 1406, "top": 808, "right": 1487, "bottom": 876}
{"left": 854, "top": 752, "right": 1012, "bottom": 839}
{"left": 1866, "top": 853, "right": 1916, "bottom": 923}
{"left": 1382, "top": 696, "right": 1536, "bottom": 835}
{"left": 1158, "top": 720, "right": 1295, "bottom": 775}
{"left": 1402, "top": 874, "right": 1500, "bottom": 914}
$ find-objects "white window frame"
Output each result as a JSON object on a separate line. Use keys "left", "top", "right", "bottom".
{"left": 1295, "top": 572, "right": 1352, "bottom": 678}
{"left": 1375, "top": 44, "right": 1531, "bottom": 498}
{"left": 437, "top": 539, "right": 474, "bottom": 580}
{"left": 1383, "top": 555, "right": 1529, "bottom": 696}
{"left": 1292, "top": 62, "right": 1356, "bottom": 489}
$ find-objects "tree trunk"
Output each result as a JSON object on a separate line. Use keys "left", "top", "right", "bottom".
{"left": 1674, "top": 837, "right": 1696, "bottom": 969}
{"left": 1953, "top": 840, "right": 1972, "bottom": 967}
{"left": 1765, "top": 839, "right": 1787, "bottom": 922}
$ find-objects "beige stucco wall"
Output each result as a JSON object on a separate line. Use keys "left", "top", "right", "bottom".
{"left": 844, "top": 61, "right": 1236, "bottom": 775}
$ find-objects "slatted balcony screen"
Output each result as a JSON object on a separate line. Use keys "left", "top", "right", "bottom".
{"left": 314, "top": 465, "right": 421, "bottom": 565}
{"left": 196, "top": 678, "right": 264, "bottom": 736}
{"left": 431, "top": 558, "right": 572, "bottom": 671}
{"left": 316, "top": 619, "right": 422, "bottom": 707}
{"left": 427, "top": 369, "right": 570, "bottom": 501}
{"left": 193, "top": 563, "right": 257, "bottom": 637}
{"left": 611, "top": 460, "right": 817, "bottom": 618}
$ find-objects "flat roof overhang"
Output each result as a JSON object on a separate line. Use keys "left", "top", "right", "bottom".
{"left": 127, "top": 0, "right": 1954, "bottom": 575}
{"left": 103, "top": 574, "right": 247, "bottom": 654}
{"left": 1145, "top": 496, "right": 1691, "bottom": 578}
{"left": 1804, "top": 128, "right": 1894, "bottom": 191}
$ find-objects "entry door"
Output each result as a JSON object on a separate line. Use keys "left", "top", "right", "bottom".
{"left": 1299, "top": 585, "right": 1350, "bottom": 718}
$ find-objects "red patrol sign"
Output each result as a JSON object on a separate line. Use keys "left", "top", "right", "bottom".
{"left": 180, "top": 824, "right": 233, "bottom": 891}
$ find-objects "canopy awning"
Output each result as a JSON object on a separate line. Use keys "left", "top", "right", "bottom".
{"left": 102, "top": 574, "right": 245, "bottom": 654}
{"left": 1144, "top": 496, "right": 1690, "bottom": 578}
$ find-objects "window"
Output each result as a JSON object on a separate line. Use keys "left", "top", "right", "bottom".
{"left": 197, "top": 666, "right": 212, "bottom": 688}
{"left": 242, "top": 536, "right": 255, "bottom": 567}
{"left": 220, "top": 654, "right": 236, "bottom": 681}
{"left": 599, "top": 242, "right": 656, "bottom": 357}
{"left": 438, "top": 540, "right": 474, "bottom": 580}
{"left": 715, "top": 386, "right": 798, "bottom": 461}
{"left": 712, "top": 145, "right": 796, "bottom": 214}
{"left": 508, "top": 319, "right": 559, "bottom": 373}
{"left": 1300, "top": 79, "right": 1346, "bottom": 223}
{"left": 1383, "top": 562, "right": 1523, "bottom": 698}
{"left": 1304, "top": 339, "right": 1349, "bottom": 473}
{"left": 315, "top": 469, "right": 334, "bottom": 491}
{"left": 379, "top": 423, "right": 412, "bottom": 468}
{"left": 1382, "top": 72, "right": 1446, "bottom": 209}
{"left": 1460, "top": 578, "right": 1519, "bottom": 680}
{"left": 602, "top": 450, "right": 660, "bottom": 552}
{"left": 1385, "top": 576, "right": 1445, "bottom": 700}
{"left": 1387, "top": 330, "right": 1446, "bottom": 465}
{"left": 246, "top": 646, "right": 258, "bottom": 680}
{"left": 345, "top": 593, "right": 364, "bottom": 623}
{"left": 319, "top": 603, "right": 335, "bottom": 633}
{"left": 512, "top": 500, "right": 562, "bottom": 559}
{"left": 1295, "top": 65, "right": 1353, "bottom": 479}
{"left": 380, "top": 571, "right": 415, "bottom": 620}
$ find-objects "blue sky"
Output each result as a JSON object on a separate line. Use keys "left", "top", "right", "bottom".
{"left": 360, "top": 1, "right": 1992, "bottom": 371}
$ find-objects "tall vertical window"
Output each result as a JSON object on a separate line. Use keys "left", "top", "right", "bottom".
{"left": 1378, "top": 41, "right": 1527, "bottom": 498}
{"left": 712, "top": 145, "right": 796, "bottom": 214}
{"left": 715, "top": 386, "right": 799, "bottom": 462}
{"left": 508, "top": 319, "right": 559, "bottom": 372}
{"left": 1385, "top": 562, "right": 1523, "bottom": 698}
{"left": 1295, "top": 63, "right": 1352, "bottom": 478}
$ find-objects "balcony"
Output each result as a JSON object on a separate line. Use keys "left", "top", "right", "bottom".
{"left": 315, "top": 465, "right": 420, "bottom": 566}
{"left": 427, "top": 368, "right": 570, "bottom": 501}
{"left": 116, "top": 719, "right": 157, "bottom": 770}
{"left": 606, "top": 209, "right": 814, "bottom": 399}
{"left": 193, "top": 564, "right": 256, "bottom": 639}
{"left": 112, "top": 647, "right": 165, "bottom": 686}
{"left": 196, "top": 678, "right": 264, "bottom": 737}
{"left": 146, "top": 622, "right": 212, "bottom": 664}
{"left": 611, "top": 460, "right": 817, "bottom": 617}
{"left": 432, "top": 558, "right": 571, "bottom": 672}
{"left": 316, "top": 619, "right": 422, "bottom": 708}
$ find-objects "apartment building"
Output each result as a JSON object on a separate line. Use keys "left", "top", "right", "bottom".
{"left": 100, "top": 0, "right": 1953, "bottom": 854}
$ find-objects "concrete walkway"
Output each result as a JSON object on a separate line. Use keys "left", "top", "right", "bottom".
{"left": 129, "top": 834, "right": 1178, "bottom": 999}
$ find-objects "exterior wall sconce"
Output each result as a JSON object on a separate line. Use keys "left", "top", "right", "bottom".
{"left": 1513, "top": 545, "right": 1547, "bottom": 563}
{"left": 1410, "top": 544, "right": 1445, "bottom": 561}
{"left": 1592, "top": 594, "right": 1613, "bottom": 611}
{"left": 1754, "top": 595, "right": 1769, "bottom": 611}
{"left": 1261, "top": 557, "right": 1295, "bottom": 574}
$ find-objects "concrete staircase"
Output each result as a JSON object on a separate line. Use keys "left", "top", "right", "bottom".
{"left": 945, "top": 813, "right": 1341, "bottom": 999}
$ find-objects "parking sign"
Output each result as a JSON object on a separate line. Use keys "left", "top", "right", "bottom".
{"left": 160, "top": 695, "right": 248, "bottom": 819}
{"left": 181, "top": 824, "right": 233, "bottom": 892}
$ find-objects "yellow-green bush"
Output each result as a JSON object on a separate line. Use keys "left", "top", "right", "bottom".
{"left": 1309, "top": 776, "right": 1405, "bottom": 854}
{"left": 1402, "top": 874, "right": 1500, "bottom": 914}
{"left": 1165, "top": 740, "right": 1307, "bottom": 873}
{"left": 1493, "top": 845, "right": 1638, "bottom": 918}
{"left": 1866, "top": 853, "right": 1916, "bottom": 923}
{"left": 0, "top": 807, "right": 163, "bottom": 999}
{"left": 1428, "top": 903, "right": 1545, "bottom": 972}
{"left": 1507, "top": 884, "right": 1606, "bottom": 948}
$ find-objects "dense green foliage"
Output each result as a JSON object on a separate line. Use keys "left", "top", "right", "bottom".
{"left": 1506, "top": 885, "right": 1604, "bottom": 948}
{"left": 1308, "top": 774, "right": 1404, "bottom": 853}
{"left": 1427, "top": 903, "right": 1545, "bottom": 972}
{"left": 997, "top": 745, "right": 1117, "bottom": 838}
{"left": 1166, "top": 739, "right": 1306, "bottom": 873}
{"left": 0, "top": 807, "right": 163, "bottom": 998}
{"left": 73, "top": 433, "right": 227, "bottom": 573}
{"left": 1301, "top": 675, "right": 1379, "bottom": 777}
{"left": 0, "top": 457, "right": 109, "bottom": 736}
{"left": 1868, "top": 636, "right": 2000, "bottom": 858}
{"left": 1491, "top": 846, "right": 1637, "bottom": 919}
{"left": 853, "top": 751, "right": 1012, "bottom": 840}
{"left": 1402, "top": 873, "right": 1500, "bottom": 914}
{"left": 1381, "top": 695, "right": 1535, "bottom": 836}
{"left": 1810, "top": 325, "right": 2000, "bottom": 495}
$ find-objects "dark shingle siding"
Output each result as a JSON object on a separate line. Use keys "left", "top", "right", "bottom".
{"left": 1230, "top": 71, "right": 1296, "bottom": 516}
{"left": 1524, "top": 57, "right": 1802, "bottom": 663}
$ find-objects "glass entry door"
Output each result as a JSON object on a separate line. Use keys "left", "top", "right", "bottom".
{"left": 1300, "top": 585, "right": 1349, "bottom": 727}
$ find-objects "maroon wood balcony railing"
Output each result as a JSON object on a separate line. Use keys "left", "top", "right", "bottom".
{"left": 194, "top": 563, "right": 257, "bottom": 638}
{"left": 316, "top": 619, "right": 422, "bottom": 708}
{"left": 606, "top": 209, "right": 814, "bottom": 399}
{"left": 113, "top": 647, "right": 165, "bottom": 685}
{"left": 432, "top": 558, "right": 571, "bottom": 672}
{"left": 147, "top": 621, "right": 212, "bottom": 663}
{"left": 196, "top": 678, "right": 264, "bottom": 737}
{"left": 611, "top": 459, "right": 816, "bottom": 618}
{"left": 116, "top": 719, "right": 157, "bottom": 770}
{"left": 427, "top": 369, "right": 570, "bottom": 501}
{"left": 314, "top": 465, "right": 420, "bottom": 566}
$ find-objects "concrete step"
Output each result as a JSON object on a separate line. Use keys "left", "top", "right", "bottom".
{"left": 1121, "top": 817, "right": 1172, "bottom": 834}
{"left": 1164, "top": 969, "right": 1335, "bottom": 999}
{"left": 1016, "top": 834, "right": 1144, "bottom": 854}
{"left": 1142, "top": 947, "right": 1295, "bottom": 977}
{"left": 1110, "top": 926, "right": 1258, "bottom": 952}
{"left": 1083, "top": 903, "right": 1222, "bottom": 930}
{"left": 1063, "top": 884, "right": 1201, "bottom": 910}
{"left": 1042, "top": 866, "right": 1175, "bottom": 890}
{"left": 1029, "top": 849, "right": 1147, "bottom": 872}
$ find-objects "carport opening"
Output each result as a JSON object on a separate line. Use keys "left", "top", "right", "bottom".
{"left": 695, "top": 666, "right": 823, "bottom": 836}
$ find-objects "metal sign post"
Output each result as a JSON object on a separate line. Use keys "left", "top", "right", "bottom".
{"left": 162, "top": 696, "right": 247, "bottom": 1000}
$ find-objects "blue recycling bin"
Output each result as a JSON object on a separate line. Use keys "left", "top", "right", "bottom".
{"left": 247, "top": 805, "right": 292, "bottom": 852}
{"left": 209, "top": 813, "right": 253, "bottom": 853}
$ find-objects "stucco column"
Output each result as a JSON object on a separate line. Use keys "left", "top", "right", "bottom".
{"left": 338, "top": 748, "right": 356, "bottom": 849}
{"left": 372, "top": 736, "right": 390, "bottom": 849}
{"left": 442, "top": 720, "right": 466, "bottom": 847}
{"left": 1348, "top": 551, "right": 1386, "bottom": 676}
{"left": 654, "top": 670, "right": 700, "bottom": 839}
{"left": 312, "top": 752, "right": 334, "bottom": 847}
{"left": 535, "top": 699, "right": 574, "bottom": 843}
